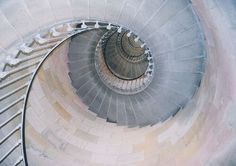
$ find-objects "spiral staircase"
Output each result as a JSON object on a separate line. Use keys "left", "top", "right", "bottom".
{"left": 0, "top": 0, "right": 236, "bottom": 166}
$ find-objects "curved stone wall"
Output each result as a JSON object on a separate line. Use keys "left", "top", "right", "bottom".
{"left": 0, "top": 0, "right": 236, "bottom": 165}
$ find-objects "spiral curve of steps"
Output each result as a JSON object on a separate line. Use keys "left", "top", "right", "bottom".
{"left": 0, "top": 0, "right": 236, "bottom": 166}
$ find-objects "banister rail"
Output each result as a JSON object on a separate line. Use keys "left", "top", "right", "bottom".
{"left": 0, "top": 20, "right": 138, "bottom": 165}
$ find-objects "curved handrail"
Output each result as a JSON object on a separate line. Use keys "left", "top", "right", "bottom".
{"left": 21, "top": 24, "right": 111, "bottom": 165}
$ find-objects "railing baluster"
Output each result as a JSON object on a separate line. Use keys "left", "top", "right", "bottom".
{"left": 0, "top": 109, "right": 22, "bottom": 129}
{"left": 0, "top": 96, "right": 24, "bottom": 114}
{"left": 0, "top": 61, "right": 40, "bottom": 81}
{"left": 0, "top": 140, "right": 21, "bottom": 163}
{"left": 0, "top": 125, "right": 21, "bottom": 145}
{"left": 13, "top": 156, "right": 23, "bottom": 166}
{"left": 0, "top": 72, "right": 32, "bottom": 89}
{"left": 0, "top": 83, "right": 28, "bottom": 101}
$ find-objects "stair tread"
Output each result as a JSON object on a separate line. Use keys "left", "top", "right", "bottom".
{"left": 106, "top": 92, "right": 117, "bottom": 123}
{"left": 116, "top": 94, "right": 127, "bottom": 126}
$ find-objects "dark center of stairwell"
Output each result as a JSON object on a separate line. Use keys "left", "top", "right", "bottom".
{"left": 103, "top": 30, "right": 150, "bottom": 80}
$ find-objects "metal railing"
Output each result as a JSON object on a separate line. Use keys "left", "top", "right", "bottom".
{"left": 0, "top": 20, "right": 118, "bottom": 166}
{"left": 94, "top": 29, "right": 154, "bottom": 95}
